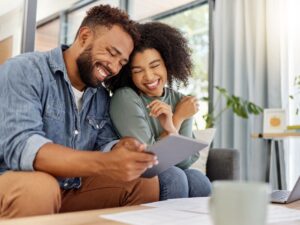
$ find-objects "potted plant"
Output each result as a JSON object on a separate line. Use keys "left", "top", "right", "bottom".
{"left": 202, "top": 86, "right": 263, "bottom": 128}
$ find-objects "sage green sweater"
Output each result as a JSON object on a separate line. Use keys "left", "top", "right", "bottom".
{"left": 110, "top": 87, "right": 199, "bottom": 169}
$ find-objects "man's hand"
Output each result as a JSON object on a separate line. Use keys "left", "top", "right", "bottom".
{"left": 112, "top": 137, "right": 146, "bottom": 152}
{"left": 104, "top": 137, "right": 158, "bottom": 182}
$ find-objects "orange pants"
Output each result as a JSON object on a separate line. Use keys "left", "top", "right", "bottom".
{"left": 0, "top": 171, "right": 159, "bottom": 219}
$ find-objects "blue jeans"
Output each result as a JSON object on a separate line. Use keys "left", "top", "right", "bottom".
{"left": 158, "top": 166, "right": 211, "bottom": 200}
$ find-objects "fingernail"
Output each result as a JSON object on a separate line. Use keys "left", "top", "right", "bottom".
{"left": 154, "top": 160, "right": 159, "bottom": 165}
{"left": 148, "top": 164, "right": 153, "bottom": 169}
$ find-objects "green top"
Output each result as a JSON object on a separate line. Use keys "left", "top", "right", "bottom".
{"left": 110, "top": 87, "right": 199, "bottom": 169}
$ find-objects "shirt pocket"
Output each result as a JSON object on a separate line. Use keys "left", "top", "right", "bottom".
{"left": 86, "top": 116, "right": 107, "bottom": 130}
{"left": 86, "top": 115, "right": 116, "bottom": 144}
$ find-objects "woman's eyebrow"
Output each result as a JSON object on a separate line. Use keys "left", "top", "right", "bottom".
{"left": 149, "top": 59, "right": 161, "bottom": 65}
{"left": 131, "top": 65, "right": 142, "bottom": 69}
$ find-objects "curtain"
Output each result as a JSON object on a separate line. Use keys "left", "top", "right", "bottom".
{"left": 283, "top": 0, "right": 300, "bottom": 190}
{"left": 213, "top": 0, "right": 287, "bottom": 187}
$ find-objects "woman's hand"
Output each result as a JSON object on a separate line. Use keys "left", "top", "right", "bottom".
{"left": 147, "top": 100, "right": 177, "bottom": 135}
{"left": 174, "top": 96, "right": 199, "bottom": 122}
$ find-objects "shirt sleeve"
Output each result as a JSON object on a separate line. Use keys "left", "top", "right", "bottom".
{"left": 176, "top": 100, "right": 200, "bottom": 169}
{"left": 110, "top": 88, "right": 155, "bottom": 145}
{"left": 0, "top": 58, "right": 52, "bottom": 171}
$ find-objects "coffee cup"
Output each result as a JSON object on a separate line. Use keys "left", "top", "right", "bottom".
{"left": 209, "top": 181, "right": 269, "bottom": 225}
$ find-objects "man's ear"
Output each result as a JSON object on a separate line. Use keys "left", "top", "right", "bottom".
{"left": 77, "top": 27, "right": 92, "bottom": 47}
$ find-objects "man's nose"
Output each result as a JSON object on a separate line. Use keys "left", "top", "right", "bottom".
{"left": 107, "top": 60, "right": 121, "bottom": 76}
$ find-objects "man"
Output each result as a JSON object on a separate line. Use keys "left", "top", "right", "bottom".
{"left": 0, "top": 5, "right": 159, "bottom": 218}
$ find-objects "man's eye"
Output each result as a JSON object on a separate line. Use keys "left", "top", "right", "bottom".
{"left": 109, "top": 50, "right": 117, "bottom": 57}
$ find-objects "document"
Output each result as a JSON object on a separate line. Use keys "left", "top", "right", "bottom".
{"left": 143, "top": 197, "right": 210, "bottom": 214}
{"left": 100, "top": 198, "right": 300, "bottom": 225}
{"left": 101, "top": 208, "right": 213, "bottom": 225}
{"left": 268, "top": 205, "right": 300, "bottom": 223}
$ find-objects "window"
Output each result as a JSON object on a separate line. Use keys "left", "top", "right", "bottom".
{"left": 35, "top": 19, "right": 60, "bottom": 51}
{"left": 157, "top": 3, "right": 209, "bottom": 129}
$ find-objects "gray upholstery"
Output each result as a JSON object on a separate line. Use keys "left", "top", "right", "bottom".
{"left": 206, "top": 148, "right": 240, "bottom": 181}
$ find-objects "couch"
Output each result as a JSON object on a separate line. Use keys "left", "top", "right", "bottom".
{"left": 206, "top": 148, "right": 240, "bottom": 181}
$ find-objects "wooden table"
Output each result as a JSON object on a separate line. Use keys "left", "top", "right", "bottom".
{"left": 252, "top": 132, "right": 300, "bottom": 190}
{"left": 1, "top": 201, "right": 300, "bottom": 225}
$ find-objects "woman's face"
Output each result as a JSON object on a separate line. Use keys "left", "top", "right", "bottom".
{"left": 130, "top": 48, "right": 167, "bottom": 97}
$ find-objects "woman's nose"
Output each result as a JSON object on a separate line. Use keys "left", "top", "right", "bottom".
{"left": 143, "top": 69, "right": 154, "bottom": 81}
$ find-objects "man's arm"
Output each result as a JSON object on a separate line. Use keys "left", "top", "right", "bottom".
{"left": 34, "top": 139, "right": 157, "bottom": 182}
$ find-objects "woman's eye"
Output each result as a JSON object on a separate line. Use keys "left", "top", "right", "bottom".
{"left": 132, "top": 69, "right": 142, "bottom": 74}
{"left": 151, "top": 64, "right": 160, "bottom": 68}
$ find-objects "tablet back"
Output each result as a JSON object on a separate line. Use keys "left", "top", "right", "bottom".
{"left": 142, "top": 134, "right": 208, "bottom": 178}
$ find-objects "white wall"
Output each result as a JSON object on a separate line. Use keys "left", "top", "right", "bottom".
{"left": 0, "top": 7, "right": 23, "bottom": 57}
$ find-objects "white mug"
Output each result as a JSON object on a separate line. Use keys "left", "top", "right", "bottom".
{"left": 209, "top": 181, "right": 269, "bottom": 225}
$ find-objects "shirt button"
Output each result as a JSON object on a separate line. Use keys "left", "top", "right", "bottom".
{"left": 74, "top": 130, "right": 79, "bottom": 135}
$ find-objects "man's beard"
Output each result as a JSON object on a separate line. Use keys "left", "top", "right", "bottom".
{"left": 76, "top": 45, "right": 102, "bottom": 88}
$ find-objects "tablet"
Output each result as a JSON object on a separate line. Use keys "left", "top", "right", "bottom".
{"left": 142, "top": 134, "right": 208, "bottom": 178}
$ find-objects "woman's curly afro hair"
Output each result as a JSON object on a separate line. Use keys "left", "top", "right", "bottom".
{"left": 105, "top": 22, "right": 193, "bottom": 93}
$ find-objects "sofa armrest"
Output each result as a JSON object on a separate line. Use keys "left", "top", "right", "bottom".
{"left": 206, "top": 148, "right": 240, "bottom": 181}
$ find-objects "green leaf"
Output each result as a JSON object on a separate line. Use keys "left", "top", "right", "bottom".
{"left": 215, "top": 86, "right": 227, "bottom": 94}
{"left": 226, "top": 98, "right": 233, "bottom": 107}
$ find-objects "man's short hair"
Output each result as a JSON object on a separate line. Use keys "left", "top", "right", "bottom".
{"left": 75, "top": 4, "right": 139, "bottom": 45}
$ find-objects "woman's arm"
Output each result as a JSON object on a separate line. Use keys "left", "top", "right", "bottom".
{"left": 110, "top": 88, "right": 156, "bottom": 145}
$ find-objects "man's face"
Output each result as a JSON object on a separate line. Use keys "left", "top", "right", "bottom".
{"left": 76, "top": 25, "right": 134, "bottom": 88}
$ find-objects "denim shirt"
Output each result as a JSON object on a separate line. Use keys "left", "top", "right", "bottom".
{"left": 0, "top": 46, "right": 119, "bottom": 189}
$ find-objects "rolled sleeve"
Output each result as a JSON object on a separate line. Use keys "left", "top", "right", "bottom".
{"left": 102, "top": 140, "right": 119, "bottom": 152}
{"left": 20, "top": 134, "right": 53, "bottom": 171}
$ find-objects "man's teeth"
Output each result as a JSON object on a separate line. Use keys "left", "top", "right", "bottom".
{"left": 96, "top": 66, "right": 107, "bottom": 78}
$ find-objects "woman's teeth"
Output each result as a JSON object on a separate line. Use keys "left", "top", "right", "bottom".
{"left": 145, "top": 80, "right": 159, "bottom": 89}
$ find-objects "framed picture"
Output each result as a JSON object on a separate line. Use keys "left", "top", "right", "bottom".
{"left": 263, "top": 108, "right": 286, "bottom": 133}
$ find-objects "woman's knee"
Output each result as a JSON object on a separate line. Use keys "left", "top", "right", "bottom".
{"left": 184, "top": 169, "right": 212, "bottom": 197}
{"left": 0, "top": 171, "right": 61, "bottom": 218}
{"left": 158, "top": 166, "right": 189, "bottom": 200}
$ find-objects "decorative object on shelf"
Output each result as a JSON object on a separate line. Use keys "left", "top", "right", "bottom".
{"left": 263, "top": 108, "right": 286, "bottom": 133}
{"left": 202, "top": 86, "right": 263, "bottom": 128}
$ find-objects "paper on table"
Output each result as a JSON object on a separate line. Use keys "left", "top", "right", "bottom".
{"left": 101, "top": 198, "right": 300, "bottom": 225}
{"left": 145, "top": 198, "right": 300, "bottom": 223}
{"left": 143, "top": 197, "right": 210, "bottom": 214}
{"left": 100, "top": 208, "right": 213, "bottom": 225}
{"left": 268, "top": 205, "right": 300, "bottom": 223}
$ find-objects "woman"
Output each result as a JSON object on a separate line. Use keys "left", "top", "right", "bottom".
{"left": 105, "top": 22, "right": 211, "bottom": 200}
